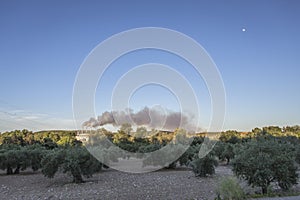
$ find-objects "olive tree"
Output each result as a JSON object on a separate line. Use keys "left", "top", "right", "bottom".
{"left": 0, "top": 145, "right": 33, "bottom": 174}
{"left": 41, "top": 147, "right": 102, "bottom": 183}
{"left": 232, "top": 137, "right": 298, "bottom": 194}
{"left": 190, "top": 152, "right": 218, "bottom": 177}
{"left": 142, "top": 144, "right": 187, "bottom": 169}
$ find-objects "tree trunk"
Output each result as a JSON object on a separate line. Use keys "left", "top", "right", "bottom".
{"left": 71, "top": 169, "right": 84, "bottom": 183}
{"left": 6, "top": 166, "right": 13, "bottom": 175}
{"left": 14, "top": 165, "right": 20, "bottom": 174}
{"left": 226, "top": 158, "right": 230, "bottom": 165}
{"left": 262, "top": 186, "right": 268, "bottom": 194}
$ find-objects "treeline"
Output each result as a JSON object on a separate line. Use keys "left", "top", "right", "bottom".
{"left": 1, "top": 125, "right": 299, "bottom": 147}
{"left": 0, "top": 129, "right": 79, "bottom": 146}
{"left": 218, "top": 125, "right": 300, "bottom": 143}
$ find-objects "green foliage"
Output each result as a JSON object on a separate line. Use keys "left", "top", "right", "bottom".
{"left": 113, "top": 130, "right": 130, "bottom": 144}
{"left": 232, "top": 137, "right": 298, "bottom": 194}
{"left": 191, "top": 136, "right": 204, "bottom": 146}
{"left": 296, "top": 146, "right": 300, "bottom": 165}
{"left": 213, "top": 142, "right": 235, "bottom": 164}
{"left": 213, "top": 142, "right": 225, "bottom": 160}
{"left": 0, "top": 145, "right": 21, "bottom": 174}
{"left": 0, "top": 129, "right": 79, "bottom": 146}
{"left": 42, "top": 138, "right": 58, "bottom": 149}
{"left": 88, "top": 145, "right": 123, "bottom": 165}
{"left": 63, "top": 147, "right": 102, "bottom": 183}
{"left": 141, "top": 137, "right": 201, "bottom": 169}
{"left": 190, "top": 152, "right": 218, "bottom": 177}
{"left": 0, "top": 144, "right": 45, "bottom": 174}
{"left": 217, "top": 126, "right": 300, "bottom": 142}
{"left": 262, "top": 126, "right": 282, "bottom": 136}
{"left": 1, "top": 126, "right": 300, "bottom": 188}
{"left": 219, "top": 130, "right": 240, "bottom": 143}
{"left": 138, "top": 143, "right": 162, "bottom": 153}
{"left": 41, "top": 147, "right": 102, "bottom": 183}
{"left": 26, "top": 144, "right": 45, "bottom": 171}
{"left": 222, "top": 143, "right": 235, "bottom": 164}
{"left": 41, "top": 148, "right": 64, "bottom": 178}
{"left": 178, "top": 143, "right": 201, "bottom": 166}
{"left": 216, "top": 177, "right": 245, "bottom": 200}
{"left": 148, "top": 130, "right": 175, "bottom": 144}
{"left": 142, "top": 144, "right": 187, "bottom": 169}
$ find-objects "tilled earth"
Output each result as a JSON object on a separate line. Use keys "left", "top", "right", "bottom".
{"left": 0, "top": 166, "right": 233, "bottom": 200}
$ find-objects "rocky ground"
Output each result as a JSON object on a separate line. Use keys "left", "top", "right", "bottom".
{"left": 0, "top": 166, "right": 233, "bottom": 200}
{"left": 0, "top": 166, "right": 299, "bottom": 200}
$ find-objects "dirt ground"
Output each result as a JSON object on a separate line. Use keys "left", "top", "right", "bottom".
{"left": 0, "top": 166, "right": 234, "bottom": 200}
{"left": 1, "top": 165, "right": 300, "bottom": 200}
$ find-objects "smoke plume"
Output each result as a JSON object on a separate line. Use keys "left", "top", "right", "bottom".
{"left": 82, "top": 106, "right": 199, "bottom": 132}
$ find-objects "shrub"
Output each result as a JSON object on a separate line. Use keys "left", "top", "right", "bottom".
{"left": 216, "top": 177, "right": 245, "bottom": 200}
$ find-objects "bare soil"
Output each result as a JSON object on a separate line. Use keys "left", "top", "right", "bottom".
{"left": 0, "top": 166, "right": 233, "bottom": 200}
{"left": 1, "top": 166, "right": 300, "bottom": 200}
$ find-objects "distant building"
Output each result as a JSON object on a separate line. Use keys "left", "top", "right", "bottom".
{"left": 76, "top": 131, "right": 90, "bottom": 142}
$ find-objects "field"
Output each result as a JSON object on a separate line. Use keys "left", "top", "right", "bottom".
{"left": 1, "top": 127, "right": 300, "bottom": 199}
{"left": 0, "top": 166, "right": 234, "bottom": 200}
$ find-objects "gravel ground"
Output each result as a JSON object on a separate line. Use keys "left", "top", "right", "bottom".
{"left": 1, "top": 165, "right": 299, "bottom": 200}
{"left": 0, "top": 166, "right": 232, "bottom": 200}
{"left": 254, "top": 196, "right": 300, "bottom": 200}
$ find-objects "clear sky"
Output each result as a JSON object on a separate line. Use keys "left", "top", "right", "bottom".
{"left": 0, "top": 0, "right": 299, "bottom": 132}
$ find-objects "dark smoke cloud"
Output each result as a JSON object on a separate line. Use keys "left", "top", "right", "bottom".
{"left": 82, "top": 107, "right": 199, "bottom": 132}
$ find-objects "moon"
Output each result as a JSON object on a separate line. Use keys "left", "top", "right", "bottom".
{"left": 242, "top": 28, "right": 246, "bottom": 32}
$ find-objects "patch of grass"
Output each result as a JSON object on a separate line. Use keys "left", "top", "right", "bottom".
{"left": 215, "top": 176, "right": 246, "bottom": 200}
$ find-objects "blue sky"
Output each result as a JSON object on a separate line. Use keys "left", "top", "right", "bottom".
{"left": 0, "top": 0, "right": 299, "bottom": 132}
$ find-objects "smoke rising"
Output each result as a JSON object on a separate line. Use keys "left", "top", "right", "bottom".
{"left": 82, "top": 106, "right": 199, "bottom": 132}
